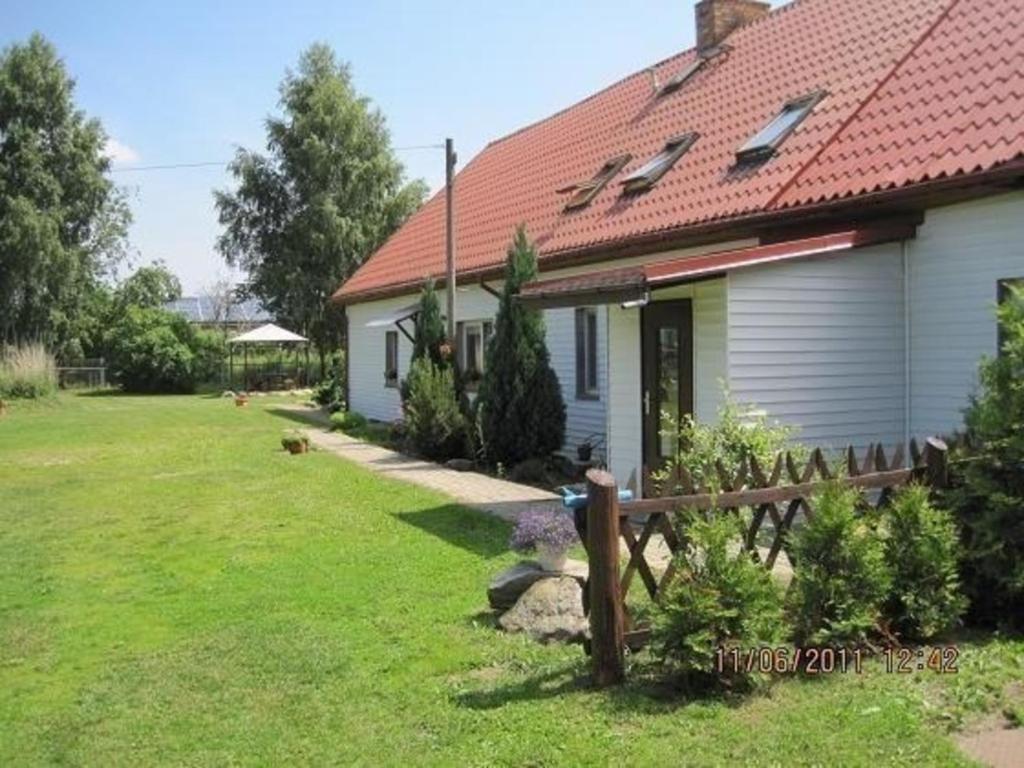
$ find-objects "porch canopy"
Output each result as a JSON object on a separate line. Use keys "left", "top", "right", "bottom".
{"left": 517, "top": 224, "right": 917, "bottom": 309}
{"left": 364, "top": 302, "right": 421, "bottom": 342}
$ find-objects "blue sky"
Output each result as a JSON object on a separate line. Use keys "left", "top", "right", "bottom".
{"left": 5, "top": 0, "right": 783, "bottom": 293}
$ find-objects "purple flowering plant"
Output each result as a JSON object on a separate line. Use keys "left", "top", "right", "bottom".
{"left": 510, "top": 507, "right": 578, "bottom": 554}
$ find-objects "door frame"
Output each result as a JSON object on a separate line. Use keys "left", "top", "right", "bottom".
{"left": 640, "top": 299, "right": 694, "bottom": 491}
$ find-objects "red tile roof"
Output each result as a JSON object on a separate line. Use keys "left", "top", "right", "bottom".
{"left": 336, "top": 0, "right": 1024, "bottom": 303}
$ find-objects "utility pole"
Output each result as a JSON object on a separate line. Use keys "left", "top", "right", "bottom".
{"left": 445, "top": 137, "right": 457, "bottom": 347}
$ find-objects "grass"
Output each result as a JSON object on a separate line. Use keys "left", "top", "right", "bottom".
{"left": 0, "top": 344, "right": 57, "bottom": 399}
{"left": 1, "top": 393, "right": 1021, "bottom": 766}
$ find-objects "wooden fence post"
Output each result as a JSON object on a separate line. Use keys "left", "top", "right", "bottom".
{"left": 924, "top": 437, "right": 949, "bottom": 490}
{"left": 586, "top": 468, "right": 625, "bottom": 686}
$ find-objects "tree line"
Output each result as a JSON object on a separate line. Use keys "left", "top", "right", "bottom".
{"left": 1, "top": 33, "right": 425, "bottom": 376}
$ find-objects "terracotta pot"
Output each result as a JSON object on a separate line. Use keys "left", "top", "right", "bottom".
{"left": 235, "top": 396, "right": 249, "bottom": 407}
{"left": 285, "top": 441, "right": 308, "bottom": 455}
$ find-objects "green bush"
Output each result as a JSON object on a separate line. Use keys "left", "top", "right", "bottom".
{"left": 477, "top": 226, "right": 566, "bottom": 466}
{"left": 314, "top": 353, "right": 345, "bottom": 407}
{"left": 329, "top": 410, "right": 367, "bottom": 432}
{"left": 944, "top": 288, "right": 1024, "bottom": 628}
{"left": 881, "top": 485, "right": 965, "bottom": 641}
{"left": 0, "top": 344, "right": 56, "bottom": 399}
{"left": 104, "top": 306, "right": 212, "bottom": 393}
{"left": 652, "top": 393, "right": 796, "bottom": 495}
{"left": 403, "top": 358, "right": 468, "bottom": 460}
{"left": 787, "top": 483, "right": 891, "bottom": 648}
{"left": 652, "top": 511, "right": 785, "bottom": 692}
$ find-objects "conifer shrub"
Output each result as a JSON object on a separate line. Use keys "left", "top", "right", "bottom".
{"left": 477, "top": 226, "right": 566, "bottom": 466}
{"left": 403, "top": 358, "right": 468, "bottom": 461}
{"left": 944, "top": 287, "right": 1024, "bottom": 628}
{"left": 787, "top": 483, "right": 891, "bottom": 648}
{"left": 881, "top": 484, "right": 965, "bottom": 641}
{"left": 652, "top": 511, "right": 785, "bottom": 692}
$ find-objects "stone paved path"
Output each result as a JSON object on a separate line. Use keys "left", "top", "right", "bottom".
{"left": 286, "top": 408, "right": 561, "bottom": 521}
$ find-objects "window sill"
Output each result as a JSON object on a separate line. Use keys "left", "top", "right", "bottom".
{"left": 384, "top": 380, "right": 399, "bottom": 389}
{"left": 575, "top": 391, "right": 600, "bottom": 402}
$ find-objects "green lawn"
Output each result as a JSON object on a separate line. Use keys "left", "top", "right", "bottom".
{"left": 1, "top": 393, "right": 1020, "bottom": 766}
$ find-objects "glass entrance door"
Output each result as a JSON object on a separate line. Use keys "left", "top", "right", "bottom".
{"left": 641, "top": 300, "right": 693, "bottom": 490}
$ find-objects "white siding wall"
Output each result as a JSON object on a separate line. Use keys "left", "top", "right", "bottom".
{"left": 346, "top": 285, "right": 609, "bottom": 457}
{"left": 908, "top": 192, "right": 1024, "bottom": 438}
{"left": 727, "top": 245, "right": 906, "bottom": 451}
{"left": 605, "top": 280, "right": 728, "bottom": 496}
{"left": 545, "top": 306, "right": 608, "bottom": 459}
{"left": 606, "top": 304, "right": 643, "bottom": 492}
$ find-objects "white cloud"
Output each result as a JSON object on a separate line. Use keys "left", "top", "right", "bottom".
{"left": 104, "top": 137, "right": 140, "bottom": 166}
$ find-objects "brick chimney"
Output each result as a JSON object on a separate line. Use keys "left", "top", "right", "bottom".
{"left": 695, "top": 0, "right": 771, "bottom": 52}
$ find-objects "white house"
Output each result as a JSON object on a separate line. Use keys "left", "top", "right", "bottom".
{"left": 333, "top": 0, "right": 1024, "bottom": 495}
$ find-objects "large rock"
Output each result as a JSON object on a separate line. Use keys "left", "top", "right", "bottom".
{"left": 498, "top": 577, "right": 588, "bottom": 644}
{"left": 488, "top": 559, "right": 587, "bottom": 610}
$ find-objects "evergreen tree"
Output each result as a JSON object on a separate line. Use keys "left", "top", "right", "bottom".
{"left": 946, "top": 287, "right": 1024, "bottom": 627}
{"left": 402, "top": 278, "right": 451, "bottom": 404}
{"left": 411, "top": 278, "right": 447, "bottom": 368}
{"left": 477, "top": 226, "right": 566, "bottom": 466}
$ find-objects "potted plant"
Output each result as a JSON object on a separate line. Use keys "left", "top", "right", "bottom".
{"left": 281, "top": 431, "right": 310, "bottom": 455}
{"left": 235, "top": 392, "right": 249, "bottom": 407}
{"left": 576, "top": 434, "right": 604, "bottom": 462}
{"left": 510, "top": 507, "right": 577, "bottom": 572}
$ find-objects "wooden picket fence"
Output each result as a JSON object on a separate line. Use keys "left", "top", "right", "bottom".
{"left": 572, "top": 437, "right": 950, "bottom": 686}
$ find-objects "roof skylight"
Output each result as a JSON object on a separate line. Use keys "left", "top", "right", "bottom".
{"left": 622, "top": 133, "right": 699, "bottom": 193}
{"left": 737, "top": 91, "right": 826, "bottom": 162}
{"left": 660, "top": 58, "right": 706, "bottom": 94}
{"left": 563, "top": 154, "right": 632, "bottom": 211}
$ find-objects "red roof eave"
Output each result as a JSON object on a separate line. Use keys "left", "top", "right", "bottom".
{"left": 518, "top": 222, "right": 919, "bottom": 308}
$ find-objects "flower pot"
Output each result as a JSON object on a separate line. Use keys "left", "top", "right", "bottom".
{"left": 235, "top": 396, "right": 249, "bottom": 407}
{"left": 285, "top": 442, "right": 308, "bottom": 455}
{"left": 537, "top": 545, "right": 568, "bottom": 573}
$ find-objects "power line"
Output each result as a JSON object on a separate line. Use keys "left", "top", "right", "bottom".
{"left": 111, "top": 161, "right": 228, "bottom": 173}
{"left": 108, "top": 143, "right": 446, "bottom": 174}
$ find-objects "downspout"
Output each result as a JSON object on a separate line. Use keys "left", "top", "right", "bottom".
{"left": 902, "top": 240, "right": 911, "bottom": 448}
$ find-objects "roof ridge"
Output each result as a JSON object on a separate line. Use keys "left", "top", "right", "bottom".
{"left": 766, "top": 0, "right": 964, "bottom": 210}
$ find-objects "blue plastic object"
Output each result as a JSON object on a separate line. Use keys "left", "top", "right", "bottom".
{"left": 558, "top": 486, "right": 634, "bottom": 509}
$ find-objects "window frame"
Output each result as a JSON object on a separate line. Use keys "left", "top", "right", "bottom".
{"left": 622, "top": 132, "right": 700, "bottom": 193}
{"left": 998, "top": 277, "right": 1023, "bottom": 356}
{"left": 736, "top": 91, "right": 826, "bottom": 163}
{"left": 660, "top": 58, "right": 707, "bottom": 94}
{"left": 384, "top": 330, "right": 399, "bottom": 388}
{"left": 575, "top": 307, "right": 600, "bottom": 401}
{"left": 563, "top": 154, "right": 632, "bottom": 211}
{"left": 457, "top": 319, "right": 494, "bottom": 389}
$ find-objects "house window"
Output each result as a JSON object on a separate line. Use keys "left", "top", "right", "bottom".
{"left": 736, "top": 91, "right": 826, "bottom": 163}
{"left": 562, "top": 154, "right": 632, "bottom": 211}
{"left": 575, "top": 308, "right": 599, "bottom": 400}
{"left": 384, "top": 330, "right": 399, "bottom": 387}
{"left": 998, "top": 278, "right": 1023, "bottom": 355}
{"left": 457, "top": 320, "right": 494, "bottom": 388}
{"left": 622, "top": 133, "right": 700, "bottom": 193}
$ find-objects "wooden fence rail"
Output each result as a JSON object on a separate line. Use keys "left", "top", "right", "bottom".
{"left": 574, "top": 437, "right": 949, "bottom": 686}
